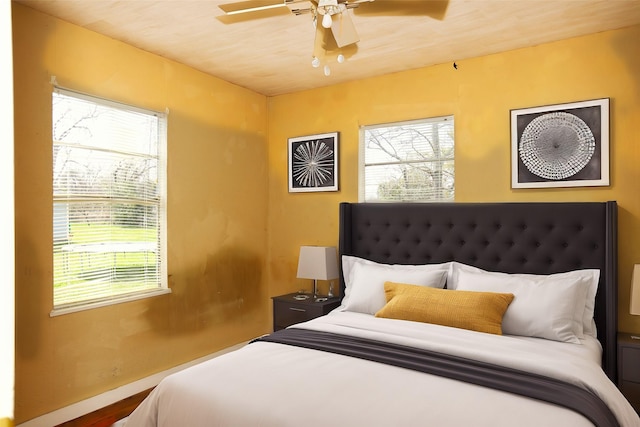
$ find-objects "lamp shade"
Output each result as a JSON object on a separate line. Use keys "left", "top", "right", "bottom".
{"left": 296, "top": 246, "right": 339, "bottom": 280}
{"left": 631, "top": 264, "right": 640, "bottom": 315}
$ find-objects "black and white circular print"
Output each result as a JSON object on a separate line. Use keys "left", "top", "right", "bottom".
{"left": 519, "top": 112, "right": 595, "bottom": 180}
{"left": 291, "top": 137, "right": 335, "bottom": 189}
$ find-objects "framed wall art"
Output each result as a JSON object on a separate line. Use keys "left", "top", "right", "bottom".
{"left": 510, "top": 98, "right": 609, "bottom": 189}
{"left": 288, "top": 132, "right": 339, "bottom": 193}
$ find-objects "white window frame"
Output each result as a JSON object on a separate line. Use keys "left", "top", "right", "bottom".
{"left": 359, "top": 116, "right": 455, "bottom": 203}
{"left": 51, "top": 87, "right": 169, "bottom": 316}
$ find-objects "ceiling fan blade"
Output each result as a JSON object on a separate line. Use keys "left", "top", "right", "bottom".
{"left": 353, "top": 0, "right": 449, "bottom": 19}
{"left": 217, "top": 0, "right": 315, "bottom": 22}
{"left": 217, "top": 0, "right": 292, "bottom": 23}
{"left": 313, "top": 24, "right": 358, "bottom": 62}
{"left": 331, "top": 11, "right": 360, "bottom": 47}
{"left": 313, "top": 24, "right": 333, "bottom": 60}
{"left": 217, "top": 6, "right": 291, "bottom": 23}
{"left": 219, "top": 0, "right": 288, "bottom": 15}
{"left": 312, "top": 24, "right": 324, "bottom": 61}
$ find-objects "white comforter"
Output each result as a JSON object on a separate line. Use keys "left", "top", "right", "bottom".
{"left": 124, "top": 312, "right": 640, "bottom": 427}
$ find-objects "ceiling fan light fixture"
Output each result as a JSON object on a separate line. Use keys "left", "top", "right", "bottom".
{"left": 311, "top": 56, "right": 321, "bottom": 68}
{"left": 323, "top": 65, "right": 331, "bottom": 76}
{"left": 321, "top": 13, "right": 333, "bottom": 28}
{"left": 337, "top": 54, "right": 345, "bottom": 63}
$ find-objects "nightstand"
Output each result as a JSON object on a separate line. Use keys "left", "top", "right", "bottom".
{"left": 618, "top": 332, "right": 640, "bottom": 412}
{"left": 272, "top": 293, "right": 341, "bottom": 331}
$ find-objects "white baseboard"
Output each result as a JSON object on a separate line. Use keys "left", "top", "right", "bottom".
{"left": 17, "top": 341, "right": 248, "bottom": 427}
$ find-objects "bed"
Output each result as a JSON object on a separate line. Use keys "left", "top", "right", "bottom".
{"left": 123, "top": 201, "right": 640, "bottom": 427}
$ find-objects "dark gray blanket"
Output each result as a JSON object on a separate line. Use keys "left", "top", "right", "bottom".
{"left": 254, "top": 328, "right": 619, "bottom": 427}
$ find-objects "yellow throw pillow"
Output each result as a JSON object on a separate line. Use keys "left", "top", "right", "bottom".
{"left": 375, "top": 281, "right": 515, "bottom": 335}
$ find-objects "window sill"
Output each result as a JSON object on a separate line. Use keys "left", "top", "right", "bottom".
{"left": 50, "top": 288, "right": 172, "bottom": 317}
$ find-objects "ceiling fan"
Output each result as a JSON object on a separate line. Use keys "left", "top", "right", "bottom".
{"left": 217, "top": 0, "right": 449, "bottom": 76}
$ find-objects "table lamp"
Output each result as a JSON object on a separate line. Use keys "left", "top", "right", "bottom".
{"left": 296, "top": 246, "right": 339, "bottom": 298}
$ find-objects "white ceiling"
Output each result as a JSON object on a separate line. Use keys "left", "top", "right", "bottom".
{"left": 15, "top": 0, "right": 640, "bottom": 96}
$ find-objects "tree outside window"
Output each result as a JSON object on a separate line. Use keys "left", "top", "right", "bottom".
{"left": 361, "top": 117, "right": 454, "bottom": 202}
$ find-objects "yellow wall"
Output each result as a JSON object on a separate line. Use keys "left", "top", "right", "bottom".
{"left": 12, "top": 4, "right": 269, "bottom": 423}
{"left": 1, "top": 0, "right": 15, "bottom": 424}
{"left": 12, "top": 1, "right": 640, "bottom": 423}
{"left": 267, "top": 25, "right": 640, "bottom": 328}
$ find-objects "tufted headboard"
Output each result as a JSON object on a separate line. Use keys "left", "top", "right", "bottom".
{"left": 338, "top": 201, "right": 618, "bottom": 380}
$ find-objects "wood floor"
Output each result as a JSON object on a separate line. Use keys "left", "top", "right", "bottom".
{"left": 54, "top": 388, "right": 153, "bottom": 427}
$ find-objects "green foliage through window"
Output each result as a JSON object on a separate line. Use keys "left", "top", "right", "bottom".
{"left": 52, "top": 88, "right": 167, "bottom": 309}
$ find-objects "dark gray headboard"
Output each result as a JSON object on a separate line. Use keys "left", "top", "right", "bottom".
{"left": 338, "top": 202, "right": 618, "bottom": 380}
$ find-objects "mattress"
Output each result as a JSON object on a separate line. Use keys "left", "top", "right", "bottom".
{"left": 123, "top": 311, "right": 639, "bottom": 427}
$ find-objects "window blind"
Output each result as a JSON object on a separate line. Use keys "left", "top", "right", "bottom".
{"left": 360, "top": 116, "right": 455, "bottom": 202}
{"left": 52, "top": 88, "right": 167, "bottom": 310}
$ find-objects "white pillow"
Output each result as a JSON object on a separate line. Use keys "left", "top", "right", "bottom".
{"left": 448, "top": 262, "right": 600, "bottom": 340}
{"left": 341, "top": 256, "right": 449, "bottom": 315}
{"left": 341, "top": 256, "right": 448, "bottom": 305}
{"left": 455, "top": 269, "right": 588, "bottom": 343}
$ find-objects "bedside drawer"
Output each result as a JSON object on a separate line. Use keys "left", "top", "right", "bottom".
{"left": 274, "top": 304, "right": 319, "bottom": 329}
{"left": 272, "top": 293, "right": 341, "bottom": 331}
{"left": 620, "top": 381, "right": 640, "bottom": 411}
{"left": 618, "top": 333, "right": 640, "bottom": 413}
{"left": 621, "top": 346, "right": 640, "bottom": 383}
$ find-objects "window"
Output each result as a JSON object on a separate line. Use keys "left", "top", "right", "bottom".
{"left": 360, "top": 116, "right": 454, "bottom": 202}
{"left": 52, "top": 88, "right": 168, "bottom": 314}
